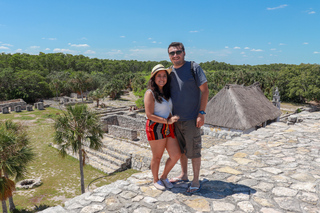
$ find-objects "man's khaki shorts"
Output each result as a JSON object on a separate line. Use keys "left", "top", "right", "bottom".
{"left": 174, "top": 119, "right": 202, "bottom": 159}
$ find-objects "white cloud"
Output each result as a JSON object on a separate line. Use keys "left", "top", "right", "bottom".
{"left": 148, "top": 38, "right": 152, "bottom": 40}
{"left": 152, "top": 41, "right": 156, "bottom": 43}
{"left": 267, "top": 4, "right": 288, "bottom": 10}
{"left": 251, "top": 49, "right": 263, "bottom": 52}
{"left": 69, "top": 43, "right": 89, "bottom": 47}
{"left": 53, "top": 48, "right": 78, "bottom": 54}
{"left": 240, "top": 52, "right": 245, "bottom": 54}
{"left": 84, "top": 50, "right": 96, "bottom": 54}
{"left": 45, "top": 48, "right": 50, "bottom": 50}
{"left": 314, "top": 51, "right": 320, "bottom": 54}
{"left": 308, "top": 11, "right": 316, "bottom": 14}
{"left": 189, "top": 30, "right": 198, "bottom": 33}
{"left": 268, "top": 42, "right": 272, "bottom": 45}
{"left": 30, "top": 46, "right": 40, "bottom": 49}
{"left": 270, "top": 48, "right": 276, "bottom": 51}
{"left": 42, "top": 37, "right": 57, "bottom": 40}
{"left": 303, "top": 42, "right": 309, "bottom": 45}
{"left": 106, "top": 49, "right": 123, "bottom": 55}
{"left": 2, "top": 43, "right": 13, "bottom": 47}
{"left": 133, "top": 41, "right": 137, "bottom": 43}
{"left": 244, "top": 47, "right": 250, "bottom": 49}
{"left": 120, "top": 36, "right": 125, "bottom": 38}
{"left": 126, "top": 48, "right": 168, "bottom": 60}
{"left": 234, "top": 46, "right": 241, "bottom": 49}
{"left": 225, "top": 46, "right": 229, "bottom": 49}
{"left": 279, "top": 43, "right": 286, "bottom": 45}
{"left": 15, "top": 49, "right": 22, "bottom": 52}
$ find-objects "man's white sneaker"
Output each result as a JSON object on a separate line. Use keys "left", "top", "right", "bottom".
{"left": 161, "top": 178, "right": 174, "bottom": 189}
{"left": 154, "top": 180, "right": 165, "bottom": 190}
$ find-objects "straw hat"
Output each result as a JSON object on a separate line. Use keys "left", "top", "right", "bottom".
{"left": 150, "top": 64, "right": 172, "bottom": 79}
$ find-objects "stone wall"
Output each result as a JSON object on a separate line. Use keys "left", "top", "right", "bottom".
{"left": 100, "top": 115, "right": 118, "bottom": 132}
{"left": 109, "top": 125, "right": 138, "bottom": 141}
{"left": 0, "top": 99, "right": 27, "bottom": 112}
{"left": 202, "top": 125, "right": 243, "bottom": 140}
{"left": 117, "top": 115, "right": 145, "bottom": 131}
{"left": 100, "top": 114, "right": 147, "bottom": 144}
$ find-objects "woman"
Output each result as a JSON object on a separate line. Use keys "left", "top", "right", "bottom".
{"left": 144, "top": 64, "right": 181, "bottom": 190}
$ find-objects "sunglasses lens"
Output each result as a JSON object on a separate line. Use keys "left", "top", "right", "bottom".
{"left": 169, "top": 50, "right": 183, "bottom": 56}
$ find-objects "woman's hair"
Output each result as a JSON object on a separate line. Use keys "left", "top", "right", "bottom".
{"left": 147, "top": 70, "right": 171, "bottom": 103}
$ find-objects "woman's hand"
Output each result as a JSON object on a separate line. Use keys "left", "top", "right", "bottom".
{"left": 168, "top": 115, "right": 180, "bottom": 124}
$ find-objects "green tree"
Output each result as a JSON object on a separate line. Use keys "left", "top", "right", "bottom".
{"left": 89, "top": 88, "right": 105, "bottom": 107}
{"left": 53, "top": 104, "right": 103, "bottom": 194}
{"left": 0, "top": 120, "right": 34, "bottom": 212}
{"left": 104, "top": 77, "right": 126, "bottom": 100}
{"left": 68, "top": 71, "right": 91, "bottom": 102}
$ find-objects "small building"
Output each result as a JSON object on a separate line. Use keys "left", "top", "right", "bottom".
{"left": 0, "top": 99, "right": 27, "bottom": 112}
{"left": 204, "top": 82, "right": 281, "bottom": 137}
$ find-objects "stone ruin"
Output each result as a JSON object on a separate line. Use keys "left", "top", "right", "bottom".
{"left": 100, "top": 110, "right": 148, "bottom": 144}
{"left": 0, "top": 99, "right": 27, "bottom": 113}
{"left": 16, "top": 178, "right": 42, "bottom": 189}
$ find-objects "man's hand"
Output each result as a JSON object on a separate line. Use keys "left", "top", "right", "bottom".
{"left": 196, "top": 114, "right": 205, "bottom": 128}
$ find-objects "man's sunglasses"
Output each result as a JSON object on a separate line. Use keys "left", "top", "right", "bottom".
{"left": 169, "top": 50, "right": 183, "bottom": 56}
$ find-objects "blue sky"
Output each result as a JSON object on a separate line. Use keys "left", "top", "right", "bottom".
{"left": 0, "top": 0, "right": 319, "bottom": 65}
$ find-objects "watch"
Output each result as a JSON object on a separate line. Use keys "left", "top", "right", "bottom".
{"left": 199, "top": 110, "right": 206, "bottom": 115}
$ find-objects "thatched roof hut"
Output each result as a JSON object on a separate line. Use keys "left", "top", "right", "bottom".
{"left": 205, "top": 82, "right": 281, "bottom": 131}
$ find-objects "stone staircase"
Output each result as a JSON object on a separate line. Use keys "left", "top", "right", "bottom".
{"left": 52, "top": 133, "right": 152, "bottom": 175}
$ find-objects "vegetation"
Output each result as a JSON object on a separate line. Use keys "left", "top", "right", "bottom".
{"left": 0, "top": 108, "right": 139, "bottom": 212}
{"left": 53, "top": 104, "right": 104, "bottom": 194}
{"left": 0, "top": 120, "right": 35, "bottom": 213}
{"left": 0, "top": 52, "right": 319, "bottom": 106}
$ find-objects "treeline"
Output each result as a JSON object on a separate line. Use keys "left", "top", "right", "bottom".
{"left": 0, "top": 52, "right": 319, "bottom": 105}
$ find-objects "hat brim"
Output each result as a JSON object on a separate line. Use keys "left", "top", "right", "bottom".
{"left": 150, "top": 68, "right": 172, "bottom": 79}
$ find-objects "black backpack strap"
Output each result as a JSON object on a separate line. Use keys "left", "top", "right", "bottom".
{"left": 190, "top": 61, "right": 196, "bottom": 80}
{"left": 171, "top": 61, "right": 196, "bottom": 80}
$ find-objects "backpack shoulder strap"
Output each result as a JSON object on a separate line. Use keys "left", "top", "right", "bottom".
{"left": 190, "top": 61, "right": 196, "bottom": 80}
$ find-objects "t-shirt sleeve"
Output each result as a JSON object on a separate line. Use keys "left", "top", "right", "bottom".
{"left": 193, "top": 62, "right": 207, "bottom": 87}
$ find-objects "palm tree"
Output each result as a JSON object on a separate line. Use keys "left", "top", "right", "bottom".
{"left": 88, "top": 88, "right": 105, "bottom": 107}
{"left": 53, "top": 104, "right": 103, "bottom": 193}
{"left": 0, "top": 120, "right": 35, "bottom": 213}
{"left": 68, "top": 71, "right": 91, "bottom": 102}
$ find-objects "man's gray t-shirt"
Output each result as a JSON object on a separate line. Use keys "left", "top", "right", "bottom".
{"left": 170, "top": 61, "right": 207, "bottom": 121}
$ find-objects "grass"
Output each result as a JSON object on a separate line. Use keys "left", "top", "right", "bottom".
{"left": 0, "top": 107, "right": 139, "bottom": 212}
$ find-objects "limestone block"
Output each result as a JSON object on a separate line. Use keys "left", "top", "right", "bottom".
{"left": 109, "top": 125, "right": 137, "bottom": 140}
{"left": 15, "top": 105, "right": 21, "bottom": 112}
{"left": 2, "top": 107, "right": 9, "bottom": 114}
{"left": 37, "top": 102, "right": 44, "bottom": 110}
{"left": 26, "top": 105, "right": 33, "bottom": 111}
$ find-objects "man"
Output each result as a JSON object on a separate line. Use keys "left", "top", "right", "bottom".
{"left": 168, "top": 42, "right": 209, "bottom": 194}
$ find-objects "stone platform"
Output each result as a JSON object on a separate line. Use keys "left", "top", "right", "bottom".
{"left": 41, "top": 111, "right": 320, "bottom": 213}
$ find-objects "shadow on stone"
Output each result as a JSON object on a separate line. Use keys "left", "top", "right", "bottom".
{"left": 170, "top": 179, "right": 256, "bottom": 198}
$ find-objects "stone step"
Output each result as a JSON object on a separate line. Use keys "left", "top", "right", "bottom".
{"left": 53, "top": 146, "right": 117, "bottom": 174}
{"left": 84, "top": 153, "right": 117, "bottom": 174}
{"left": 84, "top": 147, "right": 128, "bottom": 170}
{"left": 100, "top": 146, "right": 131, "bottom": 163}
{"left": 85, "top": 152, "right": 120, "bottom": 174}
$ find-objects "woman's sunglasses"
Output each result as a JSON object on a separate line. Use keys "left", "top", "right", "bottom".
{"left": 169, "top": 50, "right": 183, "bottom": 56}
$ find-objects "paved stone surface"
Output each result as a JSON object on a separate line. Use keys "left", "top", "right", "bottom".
{"left": 40, "top": 111, "right": 320, "bottom": 213}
